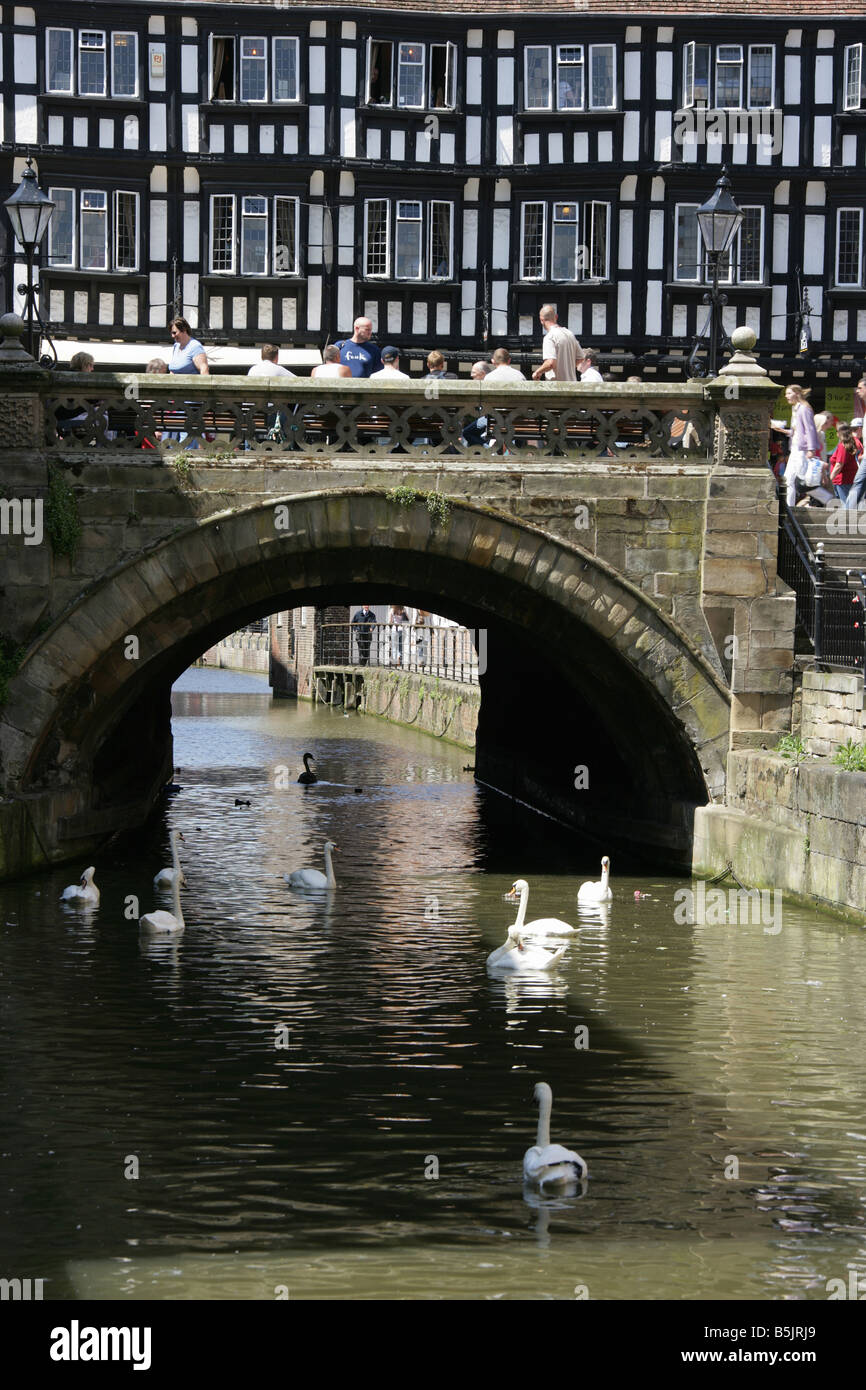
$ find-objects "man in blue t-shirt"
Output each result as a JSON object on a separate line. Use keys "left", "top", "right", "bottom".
{"left": 168, "top": 317, "right": 209, "bottom": 374}
{"left": 333, "top": 317, "right": 382, "bottom": 378}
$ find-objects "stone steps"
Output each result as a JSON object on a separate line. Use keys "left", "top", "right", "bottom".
{"left": 791, "top": 511, "right": 866, "bottom": 582}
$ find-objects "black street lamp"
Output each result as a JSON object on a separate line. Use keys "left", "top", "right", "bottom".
{"left": 4, "top": 157, "right": 55, "bottom": 360}
{"left": 692, "top": 169, "right": 744, "bottom": 378}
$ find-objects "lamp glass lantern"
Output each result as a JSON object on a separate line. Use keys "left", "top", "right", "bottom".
{"left": 696, "top": 171, "right": 743, "bottom": 262}
{"left": 4, "top": 161, "right": 55, "bottom": 253}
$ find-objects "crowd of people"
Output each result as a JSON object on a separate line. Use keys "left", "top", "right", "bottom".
{"left": 133, "top": 308, "right": 604, "bottom": 387}
{"left": 773, "top": 381, "right": 866, "bottom": 511}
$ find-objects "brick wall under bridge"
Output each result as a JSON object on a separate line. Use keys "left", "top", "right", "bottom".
{"left": 0, "top": 318, "right": 795, "bottom": 878}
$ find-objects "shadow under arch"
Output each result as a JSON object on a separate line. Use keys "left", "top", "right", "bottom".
{"left": 6, "top": 490, "right": 730, "bottom": 867}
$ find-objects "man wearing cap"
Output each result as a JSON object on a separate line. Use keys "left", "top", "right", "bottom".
{"left": 334, "top": 317, "right": 383, "bottom": 377}
{"left": 371, "top": 347, "right": 410, "bottom": 379}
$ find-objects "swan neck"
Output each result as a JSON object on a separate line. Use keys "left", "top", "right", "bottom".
{"left": 600, "top": 862, "right": 609, "bottom": 887}
{"left": 324, "top": 845, "right": 336, "bottom": 887}
{"left": 515, "top": 883, "right": 528, "bottom": 928}
{"left": 171, "top": 848, "right": 183, "bottom": 923}
{"left": 171, "top": 832, "right": 180, "bottom": 874}
{"left": 537, "top": 1089, "right": 552, "bottom": 1148}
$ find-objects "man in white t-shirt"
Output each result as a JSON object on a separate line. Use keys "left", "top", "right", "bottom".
{"left": 247, "top": 344, "right": 295, "bottom": 377}
{"left": 371, "top": 347, "right": 410, "bottom": 380}
{"left": 248, "top": 344, "right": 295, "bottom": 440}
{"left": 312, "top": 345, "right": 352, "bottom": 379}
{"left": 577, "top": 348, "right": 604, "bottom": 383}
{"left": 532, "top": 304, "right": 582, "bottom": 381}
{"left": 485, "top": 347, "right": 526, "bottom": 382}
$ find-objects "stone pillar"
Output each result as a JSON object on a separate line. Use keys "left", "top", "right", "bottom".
{"left": 702, "top": 327, "right": 796, "bottom": 751}
{"left": 0, "top": 313, "right": 45, "bottom": 450}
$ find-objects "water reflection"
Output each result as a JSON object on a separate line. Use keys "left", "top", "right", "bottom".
{"left": 0, "top": 667, "right": 865, "bottom": 1299}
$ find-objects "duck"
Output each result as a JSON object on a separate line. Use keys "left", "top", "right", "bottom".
{"left": 140, "top": 848, "right": 185, "bottom": 934}
{"left": 578, "top": 855, "right": 613, "bottom": 904}
{"left": 154, "top": 830, "right": 185, "bottom": 890}
{"left": 297, "top": 752, "right": 318, "bottom": 785}
{"left": 60, "top": 866, "right": 100, "bottom": 906}
{"left": 486, "top": 928, "right": 567, "bottom": 972}
{"left": 284, "top": 840, "right": 338, "bottom": 890}
{"left": 506, "top": 878, "right": 575, "bottom": 938}
{"left": 234, "top": 798, "right": 251, "bottom": 808}
{"left": 523, "top": 1082, "right": 588, "bottom": 1190}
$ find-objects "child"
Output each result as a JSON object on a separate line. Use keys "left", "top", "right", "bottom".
{"left": 829, "top": 422, "right": 859, "bottom": 503}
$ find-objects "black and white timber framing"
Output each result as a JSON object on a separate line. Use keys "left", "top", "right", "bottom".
{"left": 2, "top": 2, "right": 866, "bottom": 378}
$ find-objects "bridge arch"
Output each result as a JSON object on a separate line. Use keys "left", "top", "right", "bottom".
{"left": 4, "top": 490, "right": 730, "bottom": 866}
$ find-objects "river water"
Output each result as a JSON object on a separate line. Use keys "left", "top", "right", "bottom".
{"left": 1, "top": 667, "right": 865, "bottom": 1301}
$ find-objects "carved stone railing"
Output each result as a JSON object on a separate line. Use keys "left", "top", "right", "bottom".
{"left": 39, "top": 374, "right": 719, "bottom": 463}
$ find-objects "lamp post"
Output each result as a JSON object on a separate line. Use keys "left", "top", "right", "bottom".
{"left": 4, "top": 157, "right": 55, "bottom": 360}
{"left": 694, "top": 169, "right": 744, "bottom": 378}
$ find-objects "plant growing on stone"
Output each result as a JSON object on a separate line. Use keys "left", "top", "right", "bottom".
{"left": 775, "top": 734, "right": 807, "bottom": 765}
{"left": 45, "top": 466, "right": 82, "bottom": 558}
{"left": 832, "top": 738, "right": 866, "bottom": 772}
{"left": 387, "top": 485, "right": 452, "bottom": 529}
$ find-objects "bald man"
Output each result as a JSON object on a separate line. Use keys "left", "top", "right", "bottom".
{"left": 334, "top": 317, "right": 383, "bottom": 378}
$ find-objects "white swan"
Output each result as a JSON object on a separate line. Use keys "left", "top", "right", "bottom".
{"left": 506, "top": 879, "right": 575, "bottom": 938}
{"left": 139, "top": 850, "right": 185, "bottom": 934}
{"left": 60, "top": 866, "right": 100, "bottom": 906}
{"left": 284, "top": 840, "right": 338, "bottom": 890}
{"left": 523, "top": 1082, "right": 588, "bottom": 1190}
{"left": 487, "top": 928, "right": 567, "bottom": 972}
{"left": 577, "top": 855, "right": 613, "bottom": 903}
{"left": 154, "top": 830, "right": 186, "bottom": 889}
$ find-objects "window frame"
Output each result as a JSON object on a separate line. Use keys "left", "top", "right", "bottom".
{"left": 519, "top": 201, "right": 548, "bottom": 280}
{"left": 46, "top": 28, "right": 74, "bottom": 94}
{"left": 79, "top": 188, "right": 109, "bottom": 272}
{"left": 366, "top": 38, "right": 394, "bottom": 107}
{"left": 273, "top": 196, "right": 300, "bottom": 276}
{"left": 550, "top": 201, "right": 579, "bottom": 281}
{"left": 735, "top": 205, "right": 764, "bottom": 284}
{"left": 674, "top": 200, "right": 765, "bottom": 285}
{"left": 209, "top": 194, "right": 237, "bottom": 275}
{"left": 836, "top": 207, "right": 864, "bottom": 287}
{"left": 746, "top": 44, "right": 774, "bottom": 110}
{"left": 239, "top": 195, "right": 269, "bottom": 276}
{"left": 524, "top": 45, "right": 553, "bottom": 112}
{"left": 113, "top": 189, "right": 139, "bottom": 272}
{"left": 394, "top": 200, "right": 424, "bottom": 279}
{"left": 364, "top": 198, "right": 391, "bottom": 278}
{"left": 47, "top": 186, "right": 76, "bottom": 267}
{"left": 78, "top": 29, "right": 107, "bottom": 98}
{"left": 588, "top": 43, "right": 616, "bottom": 111}
{"left": 209, "top": 35, "right": 236, "bottom": 102}
{"left": 683, "top": 41, "right": 711, "bottom": 108}
{"left": 272, "top": 36, "right": 300, "bottom": 103}
{"left": 714, "top": 43, "right": 744, "bottom": 110}
{"left": 111, "top": 31, "right": 138, "bottom": 99}
{"left": 844, "top": 43, "right": 863, "bottom": 112}
{"left": 427, "top": 200, "right": 454, "bottom": 280}
{"left": 239, "top": 36, "right": 268, "bottom": 104}
{"left": 556, "top": 44, "right": 584, "bottom": 111}
{"left": 428, "top": 41, "right": 456, "bottom": 110}
{"left": 586, "top": 200, "right": 611, "bottom": 280}
{"left": 396, "top": 42, "right": 426, "bottom": 110}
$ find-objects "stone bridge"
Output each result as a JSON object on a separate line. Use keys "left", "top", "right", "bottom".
{"left": 0, "top": 317, "right": 795, "bottom": 878}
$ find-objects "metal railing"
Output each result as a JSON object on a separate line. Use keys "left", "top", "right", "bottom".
{"left": 41, "top": 374, "right": 715, "bottom": 462}
{"left": 316, "top": 622, "right": 481, "bottom": 684}
{"left": 778, "top": 497, "right": 866, "bottom": 669}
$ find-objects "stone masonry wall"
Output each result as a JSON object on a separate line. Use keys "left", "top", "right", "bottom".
{"left": 694, "top": 750, "right": 866, "bottom": 919}
{"left": 797, "top": 670, "right": 866, "bottom": 757}
{"left": 200, "top": 632, "right": 269, "bottom": 674}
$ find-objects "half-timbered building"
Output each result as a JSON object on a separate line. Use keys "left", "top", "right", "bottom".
{"left": 1, "top": 0, "right": 864, "bottom": 378}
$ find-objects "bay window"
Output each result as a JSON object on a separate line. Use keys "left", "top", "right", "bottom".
{"left": 363, "top": 199, "right": 454, "bottom": 279}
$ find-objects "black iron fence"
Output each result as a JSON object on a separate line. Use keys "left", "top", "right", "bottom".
{"left": 316, "top": 623, "right": 481, "bottom": 684}
{"left": 778, "top": 500, "right": 866, "bottom": 669}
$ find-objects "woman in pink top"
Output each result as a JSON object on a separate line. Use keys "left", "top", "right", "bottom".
{"left": 783, "top": 385, "right": 819, "bottom": 508}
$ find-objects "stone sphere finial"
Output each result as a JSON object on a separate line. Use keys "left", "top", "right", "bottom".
{"left": 0, "top": 312, "right": 35, "bottom": 365}
{"left": 730, "top": 326, "right": 757, "bottom": 353}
